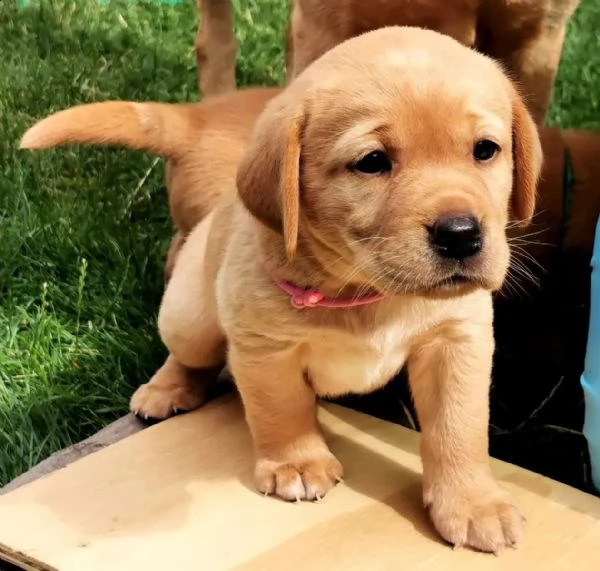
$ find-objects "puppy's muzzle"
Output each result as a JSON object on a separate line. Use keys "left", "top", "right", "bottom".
{"left": 428, "top": 214, "right": 482, "bottom": 260}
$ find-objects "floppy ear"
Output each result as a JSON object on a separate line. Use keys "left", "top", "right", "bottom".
{"left": 511, "top": 88, "right": 543, "bottom": 225}
{"left": 236, "top": 96, "right": 302, "bottom": 260}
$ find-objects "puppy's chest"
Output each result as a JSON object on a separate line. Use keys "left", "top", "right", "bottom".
{"left": 302, "top": 321, "right": 413, "bottom": 397}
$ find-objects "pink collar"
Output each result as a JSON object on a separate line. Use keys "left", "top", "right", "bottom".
{"left": 266, "top": 266, "right": 385, "bottom": 309}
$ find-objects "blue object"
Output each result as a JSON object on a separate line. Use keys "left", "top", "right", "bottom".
{"left": 582, "top": 216, "right": 600, "bottom": 493}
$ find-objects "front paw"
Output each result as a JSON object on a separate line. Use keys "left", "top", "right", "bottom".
{"left": 129, "top": 367, "right": 206, "bottom": 420}
{"left": 425, "top": 477, "right": 524, "bottom": 553}
{"left": 255, "top": 451, "right": 343, "bottom": 502}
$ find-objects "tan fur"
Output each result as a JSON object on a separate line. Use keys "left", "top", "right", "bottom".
{"left": 23, "top": 90, "right": 600, "bottom": 271}
{"left": 195, "top": 0, "right": 579, "bottom": 124}
{"left": 524, "top": 128, "right": 600, "bottom": 257}
{"left": 20, "top": 88, "right": 280, "bottom": 280}
{"left": 152, "top": 28, "right": 541, "bottom": 553}
{"left": 288, "top": 0, "right": 580, "bottom": 125}
{"left": 195, "top": 0, "right": 237, "bottom": 96}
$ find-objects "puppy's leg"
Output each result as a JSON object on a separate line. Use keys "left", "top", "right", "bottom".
{"left": 286, "top": 1, "right": 342, "bottom": 81}
{"left": 481, "top": 0, "right": 579, "bottom": 127}
{"left": 229, "top": 347, "right": 343, "bottom": 501}
{"left": 130, "top": 355, "right": 221, "bottom": 420}
{"left": 407, "top": 297, "right": 523, "bottom": 553}
{"left": 131, "top": 219, "right": 226, "bottom": 420}
{"left": 195, "top": 0, "right": 237, "bottom": 96}
{"left": 284, "top": 18, "right": 295, "bottom": 83}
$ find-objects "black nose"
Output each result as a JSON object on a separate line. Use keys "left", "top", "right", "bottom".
{"left": 429, "top": 215, "right": 482, "bottom": 260}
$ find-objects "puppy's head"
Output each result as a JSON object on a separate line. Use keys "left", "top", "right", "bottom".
{"left": 237, "top": 26, "right": 542, "bottom": 297}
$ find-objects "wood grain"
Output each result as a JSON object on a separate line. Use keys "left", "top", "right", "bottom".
{"left": 0, "top": 394, "right": 599, "bottom": 570}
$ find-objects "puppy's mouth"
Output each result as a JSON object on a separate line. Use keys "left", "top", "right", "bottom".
{"left": 365, "top": 253, "right": 493, "bottom": 297}
{"left": 418, "top": 272, "right": 486, "bottom": 296}
{"left": 373, "top": 270, "right": 486, "bottom": 297}
{"left": 431, "top": 273, "right": 475, "bottom": 289}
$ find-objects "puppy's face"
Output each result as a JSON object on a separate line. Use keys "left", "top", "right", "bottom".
{"left": 301, "top": 62, "right": 515, "bottom": 295}
{"left": 238, "top": 27, "right": 542, "bottom": 296}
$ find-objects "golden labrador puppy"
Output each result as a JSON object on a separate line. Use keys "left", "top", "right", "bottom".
{"left": 22, "top": 26, "right": 543, "bottom": 553}
{"left": 154, "top": 27, "right": 542, "bottom": 552}
{"left": 197, "top": 0, "right": 579, "bottom": 125}
{"left": 21, "top": 93, "right": 600, "bottom": 278}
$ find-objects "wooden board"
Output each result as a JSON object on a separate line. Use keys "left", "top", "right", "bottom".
{"left": 1, "top": 415, "right": 145, "bottom": 496}
{"left": 0, "top": 394, "right": 599, "bottom": 571}
{"left": 0, "top": 373, "right": 233, "bottom": 496}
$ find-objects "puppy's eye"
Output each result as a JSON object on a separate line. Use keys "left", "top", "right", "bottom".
{"left": 473, "top": 139, "right": 500, "bottom": 162}
{"left": 352, "top": 151, "right": 392, "bottom": 174}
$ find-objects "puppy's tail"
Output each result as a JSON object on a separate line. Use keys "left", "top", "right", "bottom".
{"left": 19, "top": 101, "right": 197, "bottom": 160}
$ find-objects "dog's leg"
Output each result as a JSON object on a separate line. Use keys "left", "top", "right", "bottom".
{"left": 407, "top": 295, "right": 523, "bottom": 553}
{"left": 131, "top": 219, "right": 226, "bottom": 420}
{"left": 480, "top": 0, "right": 579, "bottom": 127}
{"left": 229, "top": 347, "right": 343, "bottom": 501}
{"left": 286, "top": 1, "right": 342, "bottom": 81}
{"left": 196, "top": 0, "right": 237, "bottom": 96}
{"left": 130, "top": 355, "right": 221, "bottom": 420}
{"left": 497, "top": 25, "right": 568, "bottom": 126}
{"left": 284, "top": 18, "right": 295, "bottom": 83}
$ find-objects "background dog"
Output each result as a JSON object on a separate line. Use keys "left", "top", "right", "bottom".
{"left": 196, "top": 0, "right": 580, "bottom": 125}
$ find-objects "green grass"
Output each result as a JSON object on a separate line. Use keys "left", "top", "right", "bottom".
{"left": 0, "top": 0, "right": 598, "bottom": 487}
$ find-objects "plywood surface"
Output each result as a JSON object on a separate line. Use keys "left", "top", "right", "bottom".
{"left": 1, "top": 414, "right": 145, "bottom": 496}
{"left": 0, "top": 394, "right": 599, "bottom": 571}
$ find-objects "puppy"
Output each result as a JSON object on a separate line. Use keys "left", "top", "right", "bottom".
{"left": 22, "top": 92, "right": 600, "bottom": 279}
{"left": 133, "top": 27, "right": 540, "bottom": 553}
{"left": 196, "top": 0, "right": 579, "bottom": 125}
{"left": 20, "top": 88, "right": 279, "bottom": 281}
{"left": 22, "top": 25, "right": 541, "bottom": 552}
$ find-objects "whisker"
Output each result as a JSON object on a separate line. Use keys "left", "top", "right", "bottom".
{"left": 510, "top": 249, "right": 543, "bottom": 278}
{"left": 510, "top": 246, "right": 547, "bottom": 276}
{"left": 505, "top": 209, "right": 547, "bottom": 229}
{"left": 507, "top": 226, "right": 550, "bottom": 240}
